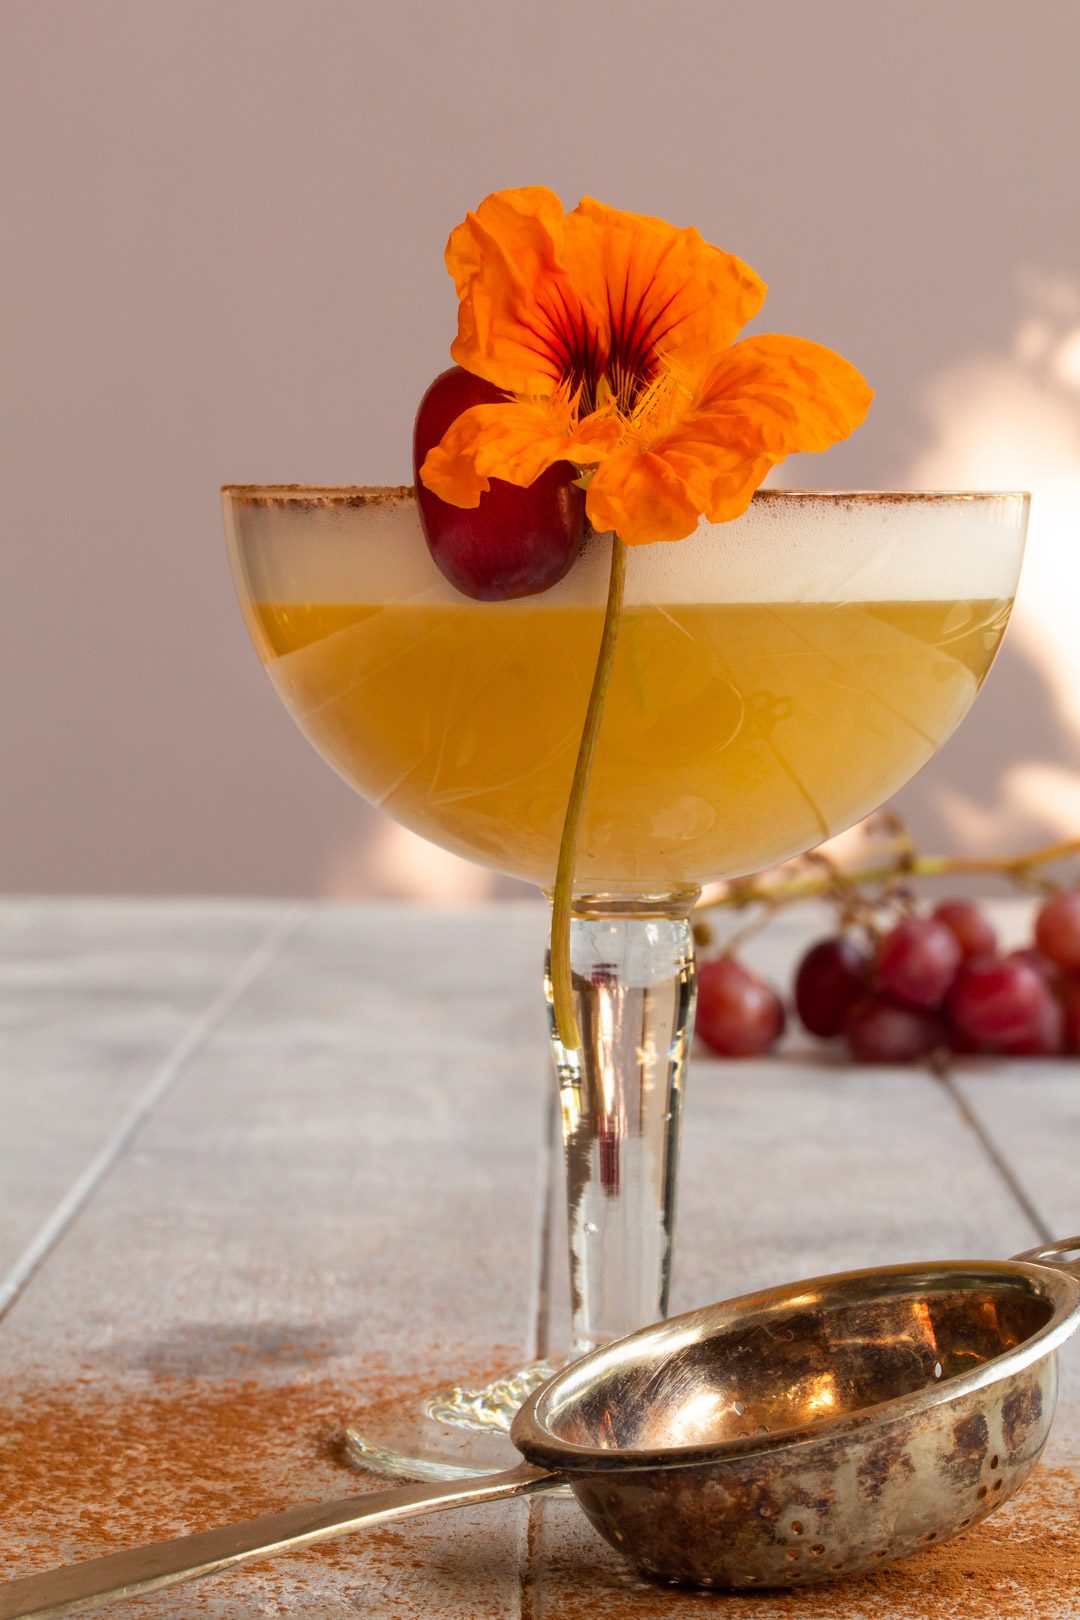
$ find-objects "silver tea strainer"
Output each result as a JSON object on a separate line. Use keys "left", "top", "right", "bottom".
{"left": 2, "top": 1236, "right": 1078, "bottom": 1616}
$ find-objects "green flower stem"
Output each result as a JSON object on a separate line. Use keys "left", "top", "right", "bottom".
{"left": 551, "top": 534, "right": 627, "bottom": 1049}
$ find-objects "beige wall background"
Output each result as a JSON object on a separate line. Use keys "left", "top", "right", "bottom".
{"left": 4, "top": 0, "right": 1080, "bottom": 900}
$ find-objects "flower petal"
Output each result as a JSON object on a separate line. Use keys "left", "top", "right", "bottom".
{"left": 445, "top": 188, "right": 604, "bottom": 398}
{"left": 652, "top": 417, "right": 777, "bottom": 523}
{"left": 585, "top": 449, "right": 701, "bottom": 546}
{"left": 563, "top": 198, "right": 766, "bottom": 396}
{"left": 438, "top": 191, "right": 873, "bottom": 545}
{"left": 420, "top": 400, "right": 620, "bottom": 508}
{"left": 616, "top": 336, "right": 872, "bottom": 527}
{"left": 699, "top": 335, "right": 874, "bottom": 458}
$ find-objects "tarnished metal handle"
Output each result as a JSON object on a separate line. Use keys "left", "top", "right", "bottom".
{"left": 0, "top": 1461, "right": 559, "bottom": 1619}
{"left": 1012, "top": 1235, "right": 1080, "bottom": 1278}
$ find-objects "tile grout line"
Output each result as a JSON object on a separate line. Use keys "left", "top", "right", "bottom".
{"left": 939, "top": 1072, "right": 1053, "bottom": 1245}
{"left": 528, "top": 1080, "right": 558, "bottom": 1366}
{"left": 519, "top": 1505, "right": 545, "bottom": 1620}
{"left": 0, "top": 903, "right": 309, "bottom": 1324}
{"left": 520, "top": 1075, "right": 558, "bottom": 1620}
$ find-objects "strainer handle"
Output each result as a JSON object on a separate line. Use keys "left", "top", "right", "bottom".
{"left": 1011, "top": 1235, "right": 1080, "bottom": 1277}
{"left": 0, "top": 1461, "right": 559, "bottom": 1618}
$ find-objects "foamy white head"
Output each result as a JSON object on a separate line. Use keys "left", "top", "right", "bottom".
{"left": 223, "top": 488, "right": 1028, "bottom": 606}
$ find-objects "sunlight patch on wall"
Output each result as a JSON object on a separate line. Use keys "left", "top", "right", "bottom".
{"left": 321, "top": 819, "right": 498, "bottom": 901}
{"left": 937, "top": 763, "right": 1080, "bottom": 852}
{"left": 906, "top": 271, "right": 1080, "bottom": 846}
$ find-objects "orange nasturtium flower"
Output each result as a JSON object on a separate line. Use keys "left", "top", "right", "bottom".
{"left": 419, "top": 187, "right": 873, "bottom": 547}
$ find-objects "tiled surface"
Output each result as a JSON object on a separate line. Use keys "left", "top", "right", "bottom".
{"left": 0, "top": 899, "right": 1076, "bottom": 1617}
{"left": 0, "top": 901, "right": 301, "bottom": 1300}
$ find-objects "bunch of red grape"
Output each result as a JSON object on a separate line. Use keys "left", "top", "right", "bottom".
{"left": 696, "top": 891, "right": 1080, "bottom": 1063}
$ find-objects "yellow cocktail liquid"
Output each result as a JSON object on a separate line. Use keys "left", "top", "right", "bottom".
{"left": 250, "top": 598, "right": 1010, "bottom": 889}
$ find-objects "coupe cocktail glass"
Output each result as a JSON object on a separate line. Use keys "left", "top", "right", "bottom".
{"left": 224, "top": 485, "right": 1026, "bottom": 1476}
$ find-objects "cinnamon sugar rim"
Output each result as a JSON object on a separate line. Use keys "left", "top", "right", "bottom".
{"left": 221, "top": 485, "right": 1030, "bottom": 506}
{"left": 221, "top": 484, "right": 414, "bottom": 507}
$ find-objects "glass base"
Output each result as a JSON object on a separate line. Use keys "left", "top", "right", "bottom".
{"left": 343, "top": 1359, "right": 558, "bottom": 1482}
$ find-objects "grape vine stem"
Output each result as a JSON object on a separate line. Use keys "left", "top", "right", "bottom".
{"left": 550, "top": 533, "right": 627, "bottom": 1049}
{"left": 698, "top": 835, "right": 1080, "bottom": 919}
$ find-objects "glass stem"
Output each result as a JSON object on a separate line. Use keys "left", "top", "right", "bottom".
{"left": 545, "top": 892, "right": 698, "bottom": 1358}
